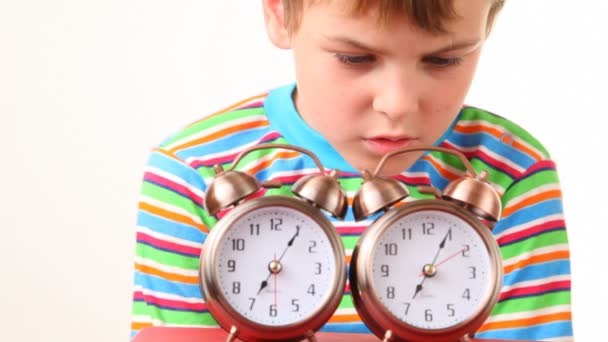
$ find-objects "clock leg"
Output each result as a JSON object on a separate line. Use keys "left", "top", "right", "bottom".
{"left": 225, "top": 326, "right": 238, "bottom": 342}
{"left": 305, "top": 330, "right": 318, "bottom": 342}
{"left": 382, "top": 330, "right": 394, "bottom": 342}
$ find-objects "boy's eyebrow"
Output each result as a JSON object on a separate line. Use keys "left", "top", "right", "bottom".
{"left": 322, "top": 35, "right": 482, "bottom": 55}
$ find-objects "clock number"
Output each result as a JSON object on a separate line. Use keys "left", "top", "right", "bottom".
{"left": 231, "top": 238, "right": 245, "bottom": 251}
{"left": 232, "top": 281, "right": 241, "bottom": 294}
{"left": 314, "top": 262, "right": 322, "bottom": 275}
{"left": 425, "top": 309, "right": 433, "bottom": 322}
{"left": 308, "top": 240, "right": 317, "bottom": 253}
{"left": 227, "top": 259, "right": 236, "bottom": 272}
{"left": 270, "top": 218, "right": 282, "bottom": 231}
{"left": 447, "top": 303, "right": 455, "bottom": 317}
{"left": 249, "top": 223, "right": 260, "bottom": 236}
{"left": 462, "top": 244, "right": 470, "bottom": 257}
{"left": 401, "top": 228, "right": 412, "bottom": 240}
{"left": 269, "top": 304, "right": 277, "bottom": 317}
{"left": 291, "top": 298, "right": 300, "bottom": 312}
{"left": 384, "top": 243, "right": 398, "bottom": 256}
{"left": 248, "top": 297, "right": 255, "bottom": 310}
{"left": 468, "top": 266, "right": 476, "bottom": 279}
{"left": 380, "top": 264, "right": 389, "bottom": 277}
{"left": 462, "top": 288, "right": 471, "bottom": 300}
{"left": 307, "top": 284, "right": 316, "bottom": 296}
{"left": 422, "top": 222, "right": 435, "bottom": 235}
{"left": 403, "top": 302, "right": 411, "bottom": 315}
{"left": 386, "top": 286, "right": 395, "bottom": 299}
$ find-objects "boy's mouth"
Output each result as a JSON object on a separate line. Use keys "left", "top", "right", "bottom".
{"left": 363, "top": 136, "right": 418, "bottom": 156}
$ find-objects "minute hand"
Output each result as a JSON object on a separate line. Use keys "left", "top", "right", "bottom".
{"left": 255, "top": 225, "right": 300, "bottom": 295}
{"left": 412, "top": 229, "right": 450, "bottom": 299}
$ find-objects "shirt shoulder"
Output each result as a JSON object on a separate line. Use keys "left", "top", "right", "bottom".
{"left": 155, "top": 92, "right": 277, "bottom": 163}
{"left": 444, "top": 106, "right": 553, "bottom": 172}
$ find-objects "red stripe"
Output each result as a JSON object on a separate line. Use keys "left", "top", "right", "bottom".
{"left": 393, "top": 174, "right": 431, "bottom": 186}
{"left": 441, "top": 141, "right": 522, "bottom": 178}
{"left": 133, "top": 291, "right": 208, "bottom": 312}
{"left": 239, "top": 101, "right": 264, "bottom": 110}
{"left": 499, "top": 280, "right": 570, "bottom": 301}
{"left": 497, "top": 219, "right": 565, "bottom": 246}
{"left": 137, "top": 232, "right": 201, "bottom": 257}
{"left": 336, "top": 226, "right": 366, "bottom": 236}
{"left": 521, "top": 160, "right": 557, "bottom": 176}
{"left": 144, "top": 172, "right": 204, "bottom": 207}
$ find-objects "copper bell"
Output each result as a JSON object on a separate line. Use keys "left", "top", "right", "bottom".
{"left": 292, "top": 170, "right": 348, "bottom": 219}
{"left": 442, "top": 171, "right": 502, "bottom": 223}
{"left": 204, "top": 164, "right": 262, "bottom": 215}
{"left": 352, "top": 171, "right": 410, "bottom": 221}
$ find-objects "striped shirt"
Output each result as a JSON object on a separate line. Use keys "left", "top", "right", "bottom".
{"left": 131, "top": 84, "right": 573, "bottom": 340}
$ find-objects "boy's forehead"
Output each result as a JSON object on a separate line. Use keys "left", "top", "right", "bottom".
{"left": 298, "top": 0, "right": 491, "bottom": 36}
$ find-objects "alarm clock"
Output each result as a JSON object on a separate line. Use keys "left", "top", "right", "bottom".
{"left": 350, "top": 146, "right": 503, "bottom": 342}
{"left": 199, "top": 143, "right": 347, "bottom": 342}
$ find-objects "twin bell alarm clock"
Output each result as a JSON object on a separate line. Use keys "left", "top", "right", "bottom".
{"left": 199, "top": 144, "right": 504, "bottom": 342}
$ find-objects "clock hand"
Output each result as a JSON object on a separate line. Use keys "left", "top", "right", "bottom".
{"left": 426, "top": 248, "right": 466, "bottom": 276}
{"left": 277, "top": 225, "right": 300, "bottom": 262}
{"left": 412, "top": 230, "right": 450, "bottom": 299}
{"left": 273, "top": 253, "right": 278, "bottom": 309}
{"left": 256, "top": 226, "right": 301, "bottom": 295}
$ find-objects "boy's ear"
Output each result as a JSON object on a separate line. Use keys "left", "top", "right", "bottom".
{"left": 262, "top": 0, "right": 291, "bottom": 49}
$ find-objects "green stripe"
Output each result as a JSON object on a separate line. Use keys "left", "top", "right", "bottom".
{"left": 500, "top": 230, "right": 569, "bottom": 260}
{"left": 491, "top": 290, "right": 570, "bottom": 315}
{"left": 136, "top": 243, "right": 199, "bottom": 270}
{"left": 337, "top": 294, "right": 355, "bottom": 309}
{"left": 501, "top": 169, "right": 559, "bottom": 205}
{"left": 341, "top": 236, "right": 360, "bottom": 250}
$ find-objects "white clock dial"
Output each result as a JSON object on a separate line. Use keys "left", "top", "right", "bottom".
{"left": 215, "top": 205, "right": 338, "bottom": 326}
{"left": 371, "top": 209, "right": 493, "bottom": 330}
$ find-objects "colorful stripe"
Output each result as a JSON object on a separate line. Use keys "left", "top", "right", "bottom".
{"left": 131, "top": 91, "right": 572, "bottom": 340}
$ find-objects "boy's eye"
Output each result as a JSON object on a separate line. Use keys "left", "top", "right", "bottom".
{"left": 423, "top": 56, "right": 462, "bottom": 67}
{"left": 334, "top": 54, "right": 376, "bottom": 65}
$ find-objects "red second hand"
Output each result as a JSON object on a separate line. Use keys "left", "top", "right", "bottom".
{"left": 418, "top": 248, "right": 466, "bottom": 277}
{"left": 273, "top": 253, "right": 278, "bottom": 309}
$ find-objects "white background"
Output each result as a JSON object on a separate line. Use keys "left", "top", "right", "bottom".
{"left": 1, "top": 1, "right": 606, "bottom": 341}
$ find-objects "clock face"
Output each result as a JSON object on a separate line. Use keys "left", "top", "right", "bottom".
{"left": 214, "top": 205, "right": 338, "bottom": 326}
{"left": 370, "top": 209, "right": 493, "bottom": 330}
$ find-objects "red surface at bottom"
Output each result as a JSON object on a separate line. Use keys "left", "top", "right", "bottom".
{"left": 133, "top": 327, "right": 531, "bottom": 342}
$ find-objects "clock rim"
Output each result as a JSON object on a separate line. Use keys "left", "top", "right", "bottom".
{"left": 350, "top": 199, "right": 503, "bottom": 342}
{"left": 200, "top": 195, "right": 347, "bottom": 341}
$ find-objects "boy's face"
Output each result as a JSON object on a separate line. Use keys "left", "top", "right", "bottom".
{"left": 264, "top": 0, "right": 493, "bottom": 175}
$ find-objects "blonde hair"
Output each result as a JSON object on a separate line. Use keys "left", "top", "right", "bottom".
{"left": 283, "top": 0, "right": 506, "bottom": 34}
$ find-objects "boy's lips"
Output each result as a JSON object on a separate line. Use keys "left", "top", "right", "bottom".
{"left": 363, "top": 136, "right": 418, "bottom": 156}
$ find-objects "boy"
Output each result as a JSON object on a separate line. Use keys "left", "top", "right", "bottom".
{"left": 131, "top": 0, "right": 573, "bottom": 340}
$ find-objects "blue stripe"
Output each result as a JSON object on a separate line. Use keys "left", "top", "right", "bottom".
{"left": 475, "top": 320, "right": 572, "bottom": 340}
{"left": 493, "top": 199, "right": 564, "bottom": 235}
{"left": 445, "top": 131, "right": 536, "bottom": 169}
{"left": 147, "top": 151, "right": 206, "bottom": 191}
{"left": 174, "top": 125, "right": 272, "bottom": 159}
{"left": 320, "top": 322, "right": 372, "bottom": 334}
{"left": 137, "top": 211, "right": 206, "bottom": 244}
{"left": 503, "top": 260, "right": 571, "bottom": 285}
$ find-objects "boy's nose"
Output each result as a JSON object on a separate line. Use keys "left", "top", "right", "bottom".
{"left": 372, "top": 73, "right": 420, "bottom": 121}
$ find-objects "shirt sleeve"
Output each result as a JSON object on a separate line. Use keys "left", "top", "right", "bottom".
{"left": 130, "top": 148, "right": 219, "bottom": 339}
{"left": 475, "top": 160, "right": 573, "bottom": 341}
